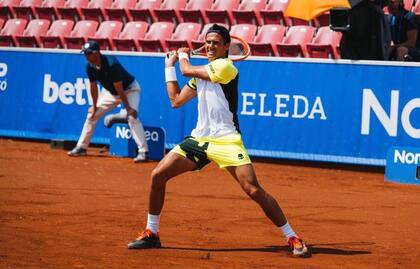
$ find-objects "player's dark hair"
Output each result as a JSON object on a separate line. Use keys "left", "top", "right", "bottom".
{"left": 206, "top": 24, "right": 231, "bottom": 44}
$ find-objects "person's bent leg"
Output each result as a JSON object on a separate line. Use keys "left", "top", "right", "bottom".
{"left": 125, "top": 81, "right": 148, "bottom": 162}
{"left": 127, "top": 115, "right": 148, "bottom": 160}
{"left": 227, "top": 164, "right": 288, "bottom": 226}
{"left": 148, "top": 152, "right": 196, "bottom": 215}
{"left": 73, "top": 91, "right": 118, "bottom": 151}
{"left": 227, "top": 164, "right": 310, "bottom": 257}
{"left": 128, "top": 152, "right": 196, "bottom": 249}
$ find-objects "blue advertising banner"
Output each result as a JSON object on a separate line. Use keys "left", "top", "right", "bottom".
{"left": 0, "top": 48, "right": 419, "bottom": 166}
{"left": 109, "top": 124, "right": 165, "bottom": 160}
{"left": 385, "top": 147, "right": 420, "bottom": 185}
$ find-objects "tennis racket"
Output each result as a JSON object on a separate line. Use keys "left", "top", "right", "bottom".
{"left": 191, "top": 35, "right": 251, "bottom": 62}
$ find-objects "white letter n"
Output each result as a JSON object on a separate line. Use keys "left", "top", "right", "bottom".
{"left": 361, "top": 89, "right": 399, "bottom": 136}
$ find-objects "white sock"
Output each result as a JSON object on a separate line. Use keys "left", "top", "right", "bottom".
{"left": 278, "top": 222, "right": 297, "bottom": 241}
{"left": 146, "top": 213, "right": 160, "bottom": 234}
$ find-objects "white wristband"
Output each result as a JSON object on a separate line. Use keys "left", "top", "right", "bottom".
{"left": 178, "top": 52, "right": 189, "bottom": 61}
{"left": 165, "top": 66, "right": 177, "bottom": 82}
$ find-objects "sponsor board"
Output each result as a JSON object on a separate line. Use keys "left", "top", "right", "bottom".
{"left": 385, "top": 147, "right": 420, "bottom": 185}
{"left": 0, "top": 49, "right": 419, "bottom": 165}
{"left": 109, "top": 124, "right": 165, "bottom": 160}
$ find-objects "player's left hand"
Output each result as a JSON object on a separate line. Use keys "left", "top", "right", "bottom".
{"left": 177, "top": 47, "right": 190, "bottom": 55}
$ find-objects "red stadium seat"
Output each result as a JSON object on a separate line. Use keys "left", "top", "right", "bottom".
{"left": 230, "top": 24, "right": 257, "bottom": 43}
{"left": 315, "top": 12, "right": 330, "bottom": 27}
{"left": 288, "top": 17, "right": 316, "bottom": 27}
{"left": 260, "top": 0, "right": 288, "bottom": 26}
{"left": 205, "top": 0, "right": 240, "bottom": 25}
{"left": 57, "top": 0, "right": 89, "bottom": 22}
{"left": 15, "top": 18, "right": 50, "bottom": 47}
{"left": 277, "top": 25, "right": 315, "bottom": 57}
{"left": 165, "top": 22, "right": 201, "bottom": 51}
{"left": 179, "top": 0, "right": 212, "bottom": 25}
{"left": 81, "top": 0, "right": 112, "bottom": 23}
{"left": 0, "top": 0, "right": 20, "bottom": 21}
{"left": 40, "top": 19, "right": 74, "bottom": 48}
{"left": 232, "top": 0, "right": 266, "bottom": 26}
{"left": 63, "top": 20, "right": 98, "bottom": 49}
{"left": 35, "top": 0, "right": 65, "bottom": 21}
{"left": 89, "top": 20, "right": 122, "bottom": 50}
{"left": 405, "top": 0, "right": 414, "bottom": 9}
{"left": 412, "top": 0, "right": 420, "bottom": 14}
{"left": 13, "top": 0, "right": 43, "bottom": 20}
{"left": 129, "top": 0, "right": 161, "bottom": 24}
{"left": 249, "top": 24, "right": 286, "bottom": 56}
{"left": 307, "top": 26, "right": 342, "bottom": 59}
{"left": 154, "top": 0, "right": 187, "bottom": 25}
{"left": 112, "top": 21, "right": 148, "bottom": 51}
{"left": 105, "top": 0, "right": 136, "bottom": 24}
{"left": 138, "top": 21, "right": 174, "bottom": 52}
{"left": 0, "top": 18, "right": 27, "bottom": 46}
{"left": 191, "top": 22, "right": 228, "bottom": 49}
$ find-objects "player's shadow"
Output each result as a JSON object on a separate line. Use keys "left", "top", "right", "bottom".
{"left": 162, "top": 241, "right": 373, "bottom": 256}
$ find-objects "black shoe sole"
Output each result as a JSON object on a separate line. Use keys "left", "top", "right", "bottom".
{"left": 127, "top": 240, "right": 161, "bottom": 249}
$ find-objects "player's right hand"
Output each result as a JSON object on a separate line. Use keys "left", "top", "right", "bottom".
{"left": 165, "top": 50, "right": 178, "bottom": 67}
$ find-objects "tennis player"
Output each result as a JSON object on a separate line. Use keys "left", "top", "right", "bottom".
{"left": 128, "top": 24, "right": 310, "bottom": 258}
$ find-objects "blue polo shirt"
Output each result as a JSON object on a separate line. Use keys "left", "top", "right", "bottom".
{"left": 86, "top": 54, "right": 135, "bottom": 95}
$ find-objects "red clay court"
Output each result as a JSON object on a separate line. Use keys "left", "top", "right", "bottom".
{"left": 1, "top": 138, "right": 419, "bottom": 269}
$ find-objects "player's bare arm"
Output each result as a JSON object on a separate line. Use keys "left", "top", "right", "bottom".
{"left": 114, "top": 80, "right": 137, "bottom": 118}
{"left": 177, "top": 48, "right": 210, "bottom": 81}
{"left": 88, "top": 81, "right": 99, "bottom": 119}
{"left": 165, "top": 51, "right": 197, "bottom": 108}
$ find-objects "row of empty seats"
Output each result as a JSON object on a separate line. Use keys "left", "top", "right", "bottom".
{"left": 0, "top": 0, "right": 330, "bottom": 27}
{"left": 0, "top": 18, "right": 342, "bottom": 58}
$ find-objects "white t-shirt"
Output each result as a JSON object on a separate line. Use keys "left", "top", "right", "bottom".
{"left": 187, "top": 58, "right": 240, "bottom": 138}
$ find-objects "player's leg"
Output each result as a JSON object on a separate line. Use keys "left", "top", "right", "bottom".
{"left": 128, "top": 151, "right": 196, "bottom": 249}
{"left": 124, "top": 80, "right": 148, "bottom": 162}
{"left": 149, "top": 152, "right": 196, "bottom": 214}
{"left": 206, "top": 134, "right": 309, "bottom": 256}
{"left": 226, "top": 164, "right": 287, "bottom": 226}
{"left": 226, "top": 164, "right": 310, "bottom": 257}
{"left": 68, "top": 91, "right": 119, "bottom": 156}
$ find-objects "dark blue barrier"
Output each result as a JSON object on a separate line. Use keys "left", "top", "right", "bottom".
{"left": 0, "top": 48, "right": 419, "bottom": 166}
{"left": 109, "top": 124, "right": 165, "bottom": 160}
{"left": 385, "top": 147, "right": 420, "bottom": 185}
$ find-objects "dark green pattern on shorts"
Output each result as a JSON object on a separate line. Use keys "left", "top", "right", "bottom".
{"left": 179, "top": 137, "right": 210, "bottom": 170}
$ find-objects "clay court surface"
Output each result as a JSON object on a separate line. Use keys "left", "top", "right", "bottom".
{"left": 1, "top": 139, "right": 420, "bottom": 269}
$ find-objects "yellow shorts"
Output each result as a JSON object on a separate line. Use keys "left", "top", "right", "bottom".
{"left": 171, "top": 133, "right": 251, "bottom": 170}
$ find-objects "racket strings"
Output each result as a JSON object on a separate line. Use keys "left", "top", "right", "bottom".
{"left": 228, "top": 42, "right": 246, "bottom": 56}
